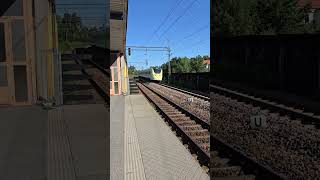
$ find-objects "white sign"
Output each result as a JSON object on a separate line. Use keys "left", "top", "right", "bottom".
{"left": 187, "top": 97, "right": 193, "bottom": 103}
{"left": 250, "top": 115, "right": 267, "bottom": 128}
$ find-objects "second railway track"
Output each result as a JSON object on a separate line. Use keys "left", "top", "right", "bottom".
{"left": 137, "top": 81, "right": 286, "bottom": 179}
{"left": 210, "top": 84, "right": 320, "bottom": 129}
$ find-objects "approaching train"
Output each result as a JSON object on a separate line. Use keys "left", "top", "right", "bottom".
{"left": 139, "top": 67, "right": 163, "bottom": 82}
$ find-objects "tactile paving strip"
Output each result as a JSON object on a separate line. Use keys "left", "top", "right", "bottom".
{"left": 48, "top": 108, "right": 77, "bottom": 180}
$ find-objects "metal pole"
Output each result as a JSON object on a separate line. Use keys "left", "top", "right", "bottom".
{"left": 168, "top": 47, "right": 171, "bottom": 84}
{"left": 145, "top": 48, "right": 148, "bottom": 66}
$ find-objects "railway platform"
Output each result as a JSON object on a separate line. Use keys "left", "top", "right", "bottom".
{"left": 122, "top": 94, "right": 209, "bottom": 180}
{"left": 0, "top": 103, "right": 109, "bottom": 180}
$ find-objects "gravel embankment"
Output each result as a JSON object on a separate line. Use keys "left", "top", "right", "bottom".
{"left": 211, "top": 92, "right": 320, "bottom": 179}
{"left": 147, "top": 83, "right": 210, "bottom": 123}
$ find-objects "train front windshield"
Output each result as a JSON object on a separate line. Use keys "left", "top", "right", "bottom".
{"left": 154, "top": 68, "right": 162, "bottom": 74}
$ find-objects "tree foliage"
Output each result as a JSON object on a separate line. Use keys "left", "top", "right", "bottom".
{"left": 128, "top": 66, "right": 137, "bottom": 76}
{"left": 252, "top": 0, "right": 306, "bottom": 34}
{"left": 57, "top": 13, "right": 107, "bottom": 51}
{"left": 129, "top": 55, "right": 209, "bottom": 76}
{"left": 214, "top": 0, "right": 316, "bottom": 36}
{"left": 161, "top": 55, "right": 209, "bottom": 73}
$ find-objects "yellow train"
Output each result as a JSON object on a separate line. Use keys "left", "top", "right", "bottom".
{"left": 140, "top": 68, "right": 163, "bottom": 82}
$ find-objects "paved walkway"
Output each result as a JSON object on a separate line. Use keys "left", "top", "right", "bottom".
{"left": 52, "top": 104, "right": 108, "bottom": 180}
{"left": 0, "top": 106, "right": 47, "bottom": 180}
{"left": 0, "top": 94, "right": 208, "bottom": 180}
{"left": 0, "top": 103, "right": 108, "bottom": 180}
{"left": 110, "top": 96, "right": 125, "bottom": 180}
{"left": 124, "top": 95, "right": 209, "bottom": 180}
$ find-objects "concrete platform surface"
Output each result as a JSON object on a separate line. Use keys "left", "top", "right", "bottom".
{"left": 124, "top": 95, "right": 209, "bottom": 180}
{"left": 61, "top": 104, "right": 109, "bottom": 180}
{"left": 0, "top": 106, "right": 47, "bottom": 180}
{"left": 0, "top": 103, "right": 109, "bottom": 180}
{"left": 110, "top": 96, "right": 125, "bottom": 180}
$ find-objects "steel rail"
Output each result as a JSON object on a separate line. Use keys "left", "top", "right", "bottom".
{"left": 158, "top": 83, "right": 210, "bottom": 101}
{"left": 137, "top": 82, "right": 210, "bottom": 166}
{"left": 72, "top": 54, "right": 109, "bottom": 103}
{"left": 139, "top": 81, "right": 286, "bottom": 179}
{"left": 142, "top": 81, "right": 209, "bottom": 130}
{"left": 210, "top": 84, "right": 320, "bottom": 128}
{"left": 211, "top": 136, "right": 288, "bottom": 180}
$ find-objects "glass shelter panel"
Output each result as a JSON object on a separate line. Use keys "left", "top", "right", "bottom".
{"left": 14, "top": 66, "right": 28, "bottom": 102}
{"left": 3, "top": 0, "right": 23, "bottom": 16}
{"left": 0, "top": 66, "right": 8, "bottom": 86}
{"left": 0, "top": 23, "right": 6, "bottom": 62}
{"left": 12, "top": 20, "right": 26, "bottom": 62}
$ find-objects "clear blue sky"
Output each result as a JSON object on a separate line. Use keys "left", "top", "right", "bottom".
{"left": 126, "top": 0, "right": 210, "bottom": 69}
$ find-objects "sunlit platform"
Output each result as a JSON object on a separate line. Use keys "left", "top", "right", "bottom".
{"left": 123, "top": 94, "right": 209, "bottom": 180}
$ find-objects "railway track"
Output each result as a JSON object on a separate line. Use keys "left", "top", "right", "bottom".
{"left": 210, "top": 83, "right": 320, "bottom": 178}
{"left": 159, "top": 83, "right": 210, "bottom": 101}
{"left": 137, "top": 82, "right": 210, "bottom": 166}
{"left": 138, "top": 81, "right": 285, "bottom": 179}
{"left": 73, "top": 54, "right": 109, "bottom": 103}
{"left": 147, "top": 82, "right": 209, "bottom": 129}
{"left": 61, "top": 53, "right": 109, "bottom": 105}
{"left": 210, "top": 84, "right": 320, "bottom": 129}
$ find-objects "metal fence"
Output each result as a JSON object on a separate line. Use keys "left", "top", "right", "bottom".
{"left": 163, "top": 73, "right": 209, "bottom": 91}
{"left": 213, "top": 34, "right": 320, "bottom": 97}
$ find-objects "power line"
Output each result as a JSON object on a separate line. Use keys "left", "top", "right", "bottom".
{"left": 158, "top": 0, "right": 199, "bottom": 39}
{"left": 174, "top": 38, "right": 209, "bottom": 55}
{"left": 183, "top": 25, "right": 209, "bottom": 39}
{"left": 146, "top": 0, "right": 185, "bottom": 45}
{"left": 160, "top": 0, "right": 208, "bottom": 49}
{"left": 169, "top": 24, "right": 209, "bottom": 51}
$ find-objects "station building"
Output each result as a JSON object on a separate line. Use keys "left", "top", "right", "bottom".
{"left": 0, "top": 0, "right": 60, "bottom": 106}
{"left": 110, "top": 0, "right": 129, "bottom": 96}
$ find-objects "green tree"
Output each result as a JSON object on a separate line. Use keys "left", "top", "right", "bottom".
{"left": 57, "top": 12, "right": 107, "bottom": 50}
{"left": 214, "top": 0, "right": 313, "bottom": 36}
{"left": 161, "top": 55, "right": 208, "bottom": 73}
{"left": 176, "top": 57, "right": 191, "bottom": 73}
{"left": 214, "top": 0, "right": 256, "bottom": 37}
{"left": 128, "top": 66, "right": 137, "bottom": 76}
{"left": 161, "top": 57, "right": 190, "bottom": 73}
{"left": 252, "top": 0, "right": 306, "bottom": 34}
{"left": 189, "top": 56, "right": 207, "bottom": 73}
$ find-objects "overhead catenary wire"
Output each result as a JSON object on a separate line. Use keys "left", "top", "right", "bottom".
{"left": 146, "top": 0, "right": 185, "bottom": 45}
{"left": 168, "top": 23, "right": 209, "bottom": 51}
{"left": 158, "top": 0, "right": 199, "bottom": 40}
{"left": 156, "top": 0, "right": 209, "bottom": 48}
{"left": 129, "top": 0, "right": 209, "bottom": 69}
{"left": 174, "top": 38, "right": 209, "bottom": 56}
{"left": 182, "top": 24, "right": 209, "bottom": 40}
